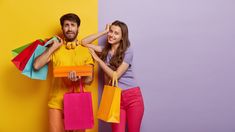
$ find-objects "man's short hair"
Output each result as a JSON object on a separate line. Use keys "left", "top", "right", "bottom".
{"left": 60, "top": 13, "right": 81, "bottom": 27}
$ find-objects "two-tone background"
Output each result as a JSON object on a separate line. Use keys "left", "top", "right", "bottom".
{"left": 1, "top": 0, "right": 235, "bottom": 132}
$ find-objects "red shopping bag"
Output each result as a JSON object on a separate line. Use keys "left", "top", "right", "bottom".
{"left": 11, "top": 39, "right": 44, "bottom": 71}
{"left": 63, "top": 80, "right": 94, "bottom": 130}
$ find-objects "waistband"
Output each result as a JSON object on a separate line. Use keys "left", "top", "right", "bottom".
{"left": 121, "top": 87, "right": 141, "bottom": 95}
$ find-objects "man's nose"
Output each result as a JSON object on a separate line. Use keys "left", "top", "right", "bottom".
{"left": 68, "top": 25, "right": 72, "bottom": 31}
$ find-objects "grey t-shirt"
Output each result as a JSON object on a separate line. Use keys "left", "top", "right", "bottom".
{"left": 106, "top": 47, "right": 138, "bottom": 90}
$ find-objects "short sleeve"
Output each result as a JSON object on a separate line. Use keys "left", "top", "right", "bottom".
{"left": 86, "top": 51, "right": 94, "bottom": 65}
{"left": 123, "top": 48, "right": 133, "bottom": 65}
{"left": 50, "top": 52, "right": 56, "bottom": 65}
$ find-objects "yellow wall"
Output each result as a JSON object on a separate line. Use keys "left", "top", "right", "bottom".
{"left": 0, "top": 0, "right": 98, "bottom": 132}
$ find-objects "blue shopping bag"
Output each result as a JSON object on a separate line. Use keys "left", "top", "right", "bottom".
{"left": 22, "top": 36, "right": 59, "bottom": 80}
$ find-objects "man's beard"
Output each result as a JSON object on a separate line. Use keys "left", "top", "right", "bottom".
{"left": 64, "top": 30, "right": 78, "bottom": 42}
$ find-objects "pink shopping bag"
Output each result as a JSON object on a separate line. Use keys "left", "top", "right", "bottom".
{"left": 63, "top": 80, "right": 94, "bottom": 130}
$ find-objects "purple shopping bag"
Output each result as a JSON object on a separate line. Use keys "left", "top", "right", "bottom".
{"left": 63, "top": 80, "right": 94, "bottom": 130}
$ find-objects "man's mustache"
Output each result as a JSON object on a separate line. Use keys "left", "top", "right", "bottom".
{"left": 66, "top": 31, "right": 75, "bottom": 34}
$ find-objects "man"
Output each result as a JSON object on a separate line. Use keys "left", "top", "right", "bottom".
{"left": 33, "top": 13, "right": 94, "bottom": 132}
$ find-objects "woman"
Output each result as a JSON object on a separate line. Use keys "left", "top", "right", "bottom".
{"left": 81, "top": 20, "right": 144, "bottom": 132}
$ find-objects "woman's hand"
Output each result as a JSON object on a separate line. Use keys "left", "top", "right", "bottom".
{"left": 89, "top": 48, "right": 101, "bottom": 62}
{"left": 105, "top": 24, "right": 111, "bottom": 33}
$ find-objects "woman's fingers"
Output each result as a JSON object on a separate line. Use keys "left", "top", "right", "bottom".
{"left": 89, "top": 48, "right": 96, "bottom": 57}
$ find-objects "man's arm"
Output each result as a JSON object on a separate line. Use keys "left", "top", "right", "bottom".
{"left": 33, "top": 39, "right": 62, "bottom": 70}
{"left": 82, "top": 65, "right": 94, "bottom": 85}
{"left": 68, "top": 65, "right": 94, "bottom": 85}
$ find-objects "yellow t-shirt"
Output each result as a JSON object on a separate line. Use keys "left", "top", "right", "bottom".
{"left": 51, "top": 44, "right": 93, "bottom": 67}
{"left": 48, "top": 44, "right": 94, "bottom": 110}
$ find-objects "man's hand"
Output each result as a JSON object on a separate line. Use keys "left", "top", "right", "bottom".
{"left": 51, "top": 36, "right": 63, "bottom": 51}
{"left": 68, "top": 71, "right": 80, "bottom": 82}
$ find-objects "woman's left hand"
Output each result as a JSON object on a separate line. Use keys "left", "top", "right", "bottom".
{"left": 89, "top": 48, "right": 100, "bottom": 62}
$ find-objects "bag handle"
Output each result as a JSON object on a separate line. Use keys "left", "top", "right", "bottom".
{"left": 111, "top": 72, "right": 118, "bottom": 87}
{"left": 44, "top": 36, "right": 59, "bottom": 47}
{"left": 79, "top": 78, "right": 84, "bottom": 93}
{"left": 70, "top": 78, "right": 84, "bottom": 93}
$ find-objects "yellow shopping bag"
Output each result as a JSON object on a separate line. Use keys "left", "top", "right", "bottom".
{"left": 97, "top": 72, "right": 122, "bottom": 123}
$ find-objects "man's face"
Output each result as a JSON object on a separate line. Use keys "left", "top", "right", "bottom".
{"left": 62, "top": 20, "right": 79, "bottom": 42}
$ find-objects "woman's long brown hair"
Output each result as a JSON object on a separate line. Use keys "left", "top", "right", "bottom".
{"left": 100, "top": 20, "right": 130, "bottom": 71}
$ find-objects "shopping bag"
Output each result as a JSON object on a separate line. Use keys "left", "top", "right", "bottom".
{"left": 11, "top": 39, "right": 44, "bottom": 71}
{"left": 64, "top": 80, "right": 94, "bottom": 130}
{"left": 53, "top": 65, "right": 93, "bottom": 77}
{"left": 21, "top": 36, "right": 59, "bottom": 80}
{"left": 11, "top": 43, "right": 31, "bottom": 56}
{"left": 97, "top": 72, "right": 122, "bottom": 123}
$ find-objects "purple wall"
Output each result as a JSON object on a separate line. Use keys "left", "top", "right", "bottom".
{"left": 98, "top": 0, "right": 235, "bottom": 131}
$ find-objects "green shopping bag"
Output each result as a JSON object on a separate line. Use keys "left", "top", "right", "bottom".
{"left": 11, "top": 43, "right": 30, "bottom": 56}
{"left": 11, "top": 39, "right": 43, "bottom": 56}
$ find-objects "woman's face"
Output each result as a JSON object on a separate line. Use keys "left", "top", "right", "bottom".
{"left": 107, "top": 25, "right": 122, "bottom": 45}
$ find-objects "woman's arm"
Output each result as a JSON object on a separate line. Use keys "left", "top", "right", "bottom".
{"left": 82, "top": 43, "right": 103, "bottom": 53}
{"left": 81, "top": 24, "right": 110, "bottom": 52}
{"left": 99, "top": 60, "right": 129, "bottom": 79}
{"left": 89, "top": 49, "right": 129, "bottom": 79}
{"left": 81, "top": 30, "right": 108, "bottom": 45}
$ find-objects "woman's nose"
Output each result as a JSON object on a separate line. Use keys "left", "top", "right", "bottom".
{"left": 109, "top": 33, "right": 114, "bottom": 37}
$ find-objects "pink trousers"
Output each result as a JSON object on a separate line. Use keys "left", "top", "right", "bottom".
{"left": 112, "top": 87, "right": 144, "bottom": 132}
